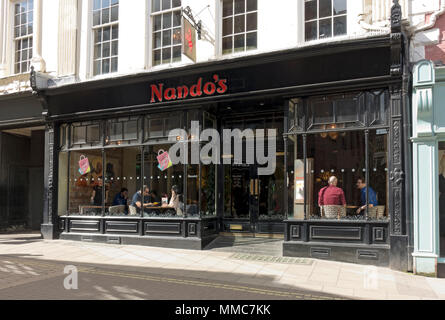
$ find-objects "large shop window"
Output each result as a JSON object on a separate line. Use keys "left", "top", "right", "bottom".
{"left": 222, "top": 0, "right": 257, "bottom": 55}
{"left": 152, "top": 0, "right": 182, "bottom": 66}
{"left": 58, "top": 111, "right": 217, "bottom": 219}
{"left": 304, "top": 0, "right": 347, "bottom": 42}
{"left": 287, "top": 90, "right": 389, "bottom": 221}
{"left": 93, "top": 0, "right": 119, "bottom": 75}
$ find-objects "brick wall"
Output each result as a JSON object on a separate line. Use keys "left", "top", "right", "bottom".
{"left": 426, "top": 13, "right": 445, "bottom": 63}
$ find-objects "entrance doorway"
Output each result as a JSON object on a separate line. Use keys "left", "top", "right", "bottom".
{"left": 0, "top": 126, "right": 45, "bottom": 232}
{"left": 221, "top": 113, "right": 285, "bottom": 236}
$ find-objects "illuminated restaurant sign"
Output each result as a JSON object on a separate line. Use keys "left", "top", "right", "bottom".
{"left": 149, "top": 75, "right": 228, "bottom": 103}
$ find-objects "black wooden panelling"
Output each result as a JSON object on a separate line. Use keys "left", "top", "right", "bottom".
{"left": 202, "top": 220, "right": 218, "bottom": 236}
{"left": 310, "top": 226, "right": 362, "bottom": 241}
{"left": 105, "top": 221, "right": 138, "bottom": 233}
{"left": 372, "top": 227, "right": 385, "bottom": 242}
{"left": 70, "top": 220, "right": 100, "bottom": 232}
{"left": 257, "top": 223, "right": 284, "bottom": 234}
{"left": 145, "top": 222, "right": 181, "bottom": 235}
{"left": 311, "top": 247, "right": 331, "bottom": 258}
{"left": 357, "top": 250, "right": 379, "bottom": 260}
{"left": 290, "top": 225, "right": 300, "bottom": 239}
{"left": 188, "top": 223, "right": 197, "bottom": 236}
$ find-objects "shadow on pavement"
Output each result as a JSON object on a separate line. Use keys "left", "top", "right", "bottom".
{"left": 0, "top": 254, "right": 351, "bottom": 300}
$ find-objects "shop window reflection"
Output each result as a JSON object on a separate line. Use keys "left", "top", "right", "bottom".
{"left": 143, "top": 144, "right": 184, "bottom": 217}
{"left": 68, "top": 149, "right": 104, "bottom": 215}
{"left": 104, "top": 147, "right": 141, "bottom": 216}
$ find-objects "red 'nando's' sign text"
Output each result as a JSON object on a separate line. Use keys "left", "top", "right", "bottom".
{"left": 150, "top": 74, "right": 228, "bottom": 103}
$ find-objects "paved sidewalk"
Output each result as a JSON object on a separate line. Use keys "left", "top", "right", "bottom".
{"left": 0, "top": 233, "right": 445, "bottom": 300}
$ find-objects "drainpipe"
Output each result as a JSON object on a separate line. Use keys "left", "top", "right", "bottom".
{"left": 412, "top": 0, "right": 445, "bottom": 34}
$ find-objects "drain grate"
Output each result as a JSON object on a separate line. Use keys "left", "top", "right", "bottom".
{"left": 230, "top": 253, "right": 313, "bottom": 265}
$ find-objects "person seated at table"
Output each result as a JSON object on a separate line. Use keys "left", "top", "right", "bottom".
{"left": 112, "top": 188, "right": 128, "bottom": 214}
{"left": 355, "top": 177, "right": 378, "bottom": 214}
{"left": 130, "top": 185, "right": 154, "bottom": 213}
{"left": 162, "top": 185, "right": 183, "bottom": 216}
{"left": 150, "top": 189, "right": 160, "bottom": 204}
{"left": 318, "top": 176, "right": 346, "bottom": 212}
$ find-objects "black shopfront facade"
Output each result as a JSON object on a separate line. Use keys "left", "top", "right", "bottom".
{"left": 35, "top": 8, "right": 412, "bottom": 271}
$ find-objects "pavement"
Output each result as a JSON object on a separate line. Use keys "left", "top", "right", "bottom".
{"left": 0, "top": 233, "right": 445, "bottom": 300}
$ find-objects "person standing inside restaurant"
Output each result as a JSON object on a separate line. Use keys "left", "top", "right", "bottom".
{"left": 318, "top": 176, "right": 346, "bottom": 211}
{"left": 355, "top": 177, "right": 378, "bottom": 214}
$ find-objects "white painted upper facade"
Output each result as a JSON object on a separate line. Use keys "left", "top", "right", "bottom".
{"left": 0, "top": 0, "right": 442, "bottom": 95}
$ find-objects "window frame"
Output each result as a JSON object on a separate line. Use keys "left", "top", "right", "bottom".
{"left": 91, "top": 0, "right": 119, "bottom": 77}
{"left": 12, "top": 0, "right": 34, "bottom": 75}
{"left": 304, "top": 0, "right": 347, "bottom": 43}
{"left": 150, "top": 0, "right": 183, "bottom": 67}
{"left": 220, "top": 0, "right": 258, "bottom": 56}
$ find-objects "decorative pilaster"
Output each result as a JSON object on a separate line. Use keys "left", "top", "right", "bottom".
{"left": 31, "top": 0, "right": 46, "bottom": 72}
{"left": 57, "top": 0, "right": 78, "bottom": 76}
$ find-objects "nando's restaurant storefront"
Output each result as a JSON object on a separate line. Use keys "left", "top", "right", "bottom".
{"left": 34, "top": 15, "right": 412, "bottom": 271}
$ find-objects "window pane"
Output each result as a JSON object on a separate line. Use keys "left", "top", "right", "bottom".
{"left": 111, "top": 0, "right": 119, "bottom": 5}
{"left": 246, "top": 0, "right": 257, "bottom": 12}
{"left": 149, "top": 119, "right": 163, "bottom": 137}
{"left": 102, "top": 41, "right": 110, "bottom": 57}
{"left": 305, "top": 21, "right": 317, "bottom": 41}
{"left": 162, "top": 47, "right": 171, "bottom": 64}
{"left": 308, "top": 131, "right": 366, "bottom": 220}
{"left": 87, "top": 125, "right": 101, "bottom": 143}
{"left": 154, "top": 31, "right": 162, "bottom": 48}
{"left": 172, "top": 0, "right": 181, "bottom": 8}
{"left": 103, "top": 26, "right": 110, "bottom": 41}
{"left": 201, "top": 165, "right": 216, "bottom": 216}
{"left": 162, "top": 30, "right": 171, "bottom": 46}
{"left": 319, "top": 0, "right": 332, "bottom": 18}
{"left": 172, "top": 27, "right": 181, "bottom": 45}
{"left": 144, "top": 145, "right": 184, "bottom": 217}
{"left": 111, "top": 40, "right": 118, "bottom": 55}
{"left": 163, "top": 12, "right": 172, "bottom": 29}
{"left": 110, "top": 122, "right": 123, "bottom": 141}
{"left": 93, "top": 10, "right": 100, "bottom": 25}
{"left": 173, "top": 10, "right": 181, "bottom": 27}
{"left": 336, "top": 96, "right": 359, "bottom": 123}
{"left": 58, "top": 152, "right": 68, "bottom": 216}
{"left": 234, "top": 34, "right": 244, "bottom": 52}
{"left": 94, "top": 44, "right": 101, "bottom": 58}
{"left": 111, "top": 57, "right": 118, "bottom": 72}
{"left": 162, "top": 0, "right": 171, "bottom": 11}
{"left": 102, "top": 58, "right": 110, "bottom": 74}
{"left": 334, "top": 0, "right": 346, "bottom": 15}
{"left": 246, "top": 12, "right": 257, "bottom": 31}
{"left": 112, "top": 25, "right": 118, "bottom": 39}
{"left": 222, "top": 36, "right": 232, "bottom": 54}
{"left": 222, "top": 0, "right": 233, "bottom": 17}
{"left": 152, "top": 0, "right": 161, "bottom": 12}
{"left": 172, "top": 45, "right": 181, "bottom": 62}
{"left": 367, "top": 130, "right": 388, "bottom": 221}
{"left": 305, "top": 0, "right": 317, "bottom": 21}
{"left": 234, "top": 0, "right": 245, "bottom": 14}
{"left": 123, "top": 120, "right": 138, "bottom": 140}
{"left": 105, "top": 147, "right": 140, "bottom": 216}
{"left": 103, "top": 0, "right": 110, "bottom": 8}
{"left": 154, "top": 15, "right": 162, "bottom": 31}
{"left": 73, "top": 126, "right": 86, "bottom": 144}
{"left": 102, "top": 7, "right": 110, "bottom": 24}
{"left": 234, "top": 15, "right": 245, "bottom": 33}
{"left": 334, "top": 15, "right": 347, "bottom": 36}
{"left": 94, "top": 29, "right": 102, "bottom": 43}
{"left": 110, "top": 5, "right": 118, "bottom": 22}
{"left": 223, "top": 17, "right": 233, "bottom": 36}
{"left": 319, "top": 18, "right": 332, "bottom": 38}
{"left": 153, "top": 49, "right": 161, "bottom": 66}
{"left": 311, "top": 99, "right": 333, "bottom": 124}
{"left": 93, "top": 0, "right": 101, "bottom": 10}
{"left": 165, "top": 116, "right": 180, "bottom": 132}
{"left": 94, "top": 60, "right": 101, "bottom": 75}
{"left": 246, "top": 32, "right": 257, "bottom": 50}
{"left": 68, "top": 150, "right": 104, "bottom": 215}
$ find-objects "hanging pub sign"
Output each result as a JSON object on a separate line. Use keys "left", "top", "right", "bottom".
{"left": 149, "top": 74, "right": 228, "bottom": 103}
{"left": 183, "top": 18, "right": 196, "bottom": 63}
